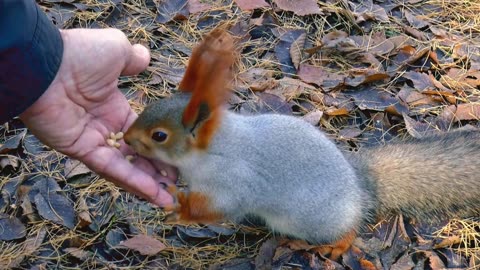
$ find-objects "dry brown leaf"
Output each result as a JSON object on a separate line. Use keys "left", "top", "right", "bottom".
{"left": 404, "top": 90, "right": 436, "bottom": 107}
{"left": 322, "top": 30, "right": 359, "bottom": 53}
{"left": 255, "top": 238, "right": 278, "bottom": 269}
{"left": 403, "top": 25, "right": 427, "bottom": 41}
{"left": 403, "top": 71, "right": 435, "bottom": 91}
{"left": 265, "top": 77, "right": 316, "bottom": 101}
{"left": 279, "top": 239, "right": 314, "bottom": 251}
{"left": 433, "top": 235, "right": 461, "bottom": 249}
{"left": 351, "top": 3, "right": 389, "bottom": 23}
{"left": 454, "top": 104, "right": 480, "bottom": 121}
{"left": 273, "top": 0, "right": 322, "bottom": 16}
{"left": 345, "top": 69, "right": 389, "bottom": 87}
{"left": 233, "top": 0, "right": 269, "bottom": 11}
{"left": 302, "top": 110, "right": 323, "bottom": 126}
{"left": 237, "top": 68, "right": 277, "bottom": 92}
{"left": 440, "top": 68, "right": 480, "bottom": 91}
{"left": 118, "top": 234, "right": 166, "bottom": 256}
{"left": 0, "top": 227, "right": 47, "bottom": 269}
{"left": 404, "top": 10, "right": 429, "bottom": 29}
{"left": 297, "top": 64, "right": 325, "bottom": 86}
{"left": 64, "top": 159, "right": 91, "bottom": 178}
{"left": 425, "top": 251, "right": 447, "bottom": 269}
{"left": 403, "top": 114, "right": 436, "bottom": 139}
{"left": 289, "top": 32, "right": 306, "bottom": 69}
{"left": 187, "top": 0, "right": 212, "bottom": 13}
{"left": 339, "top": 127, "right": 362, "bottom": 139}
{"left": 325, "top": 107, "right": 350, "bottom": 116}
{"left": 64, "top": 247, "right": 90, "bottom": 260}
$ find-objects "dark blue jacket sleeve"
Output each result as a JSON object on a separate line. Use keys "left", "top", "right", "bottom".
{"left": 0, "top": 0, "right": 63, "bottom": 124}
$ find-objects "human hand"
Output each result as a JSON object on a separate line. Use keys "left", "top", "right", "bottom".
{"left": 20, "top": 28, "right": 176, "bottom": 206}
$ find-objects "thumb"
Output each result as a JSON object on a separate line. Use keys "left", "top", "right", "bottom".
{"left": 121, "top": 44, "right": 150, "bottom": 76}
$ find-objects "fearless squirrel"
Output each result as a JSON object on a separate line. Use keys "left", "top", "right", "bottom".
{"left": 123, "top": 28, "right": 480, "bottom": 259}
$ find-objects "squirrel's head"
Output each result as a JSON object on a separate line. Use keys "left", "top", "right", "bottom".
{"left": 124, "top": 27, "right": 236, "bottom": 165}
{"left": 124, "top": 94, "right": 194, "bottom": 164}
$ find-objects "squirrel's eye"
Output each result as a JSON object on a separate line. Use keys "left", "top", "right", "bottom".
{"left": 151, "top": 131, "right": 168, "bottom": 143}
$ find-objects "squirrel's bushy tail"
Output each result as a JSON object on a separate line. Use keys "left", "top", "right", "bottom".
{"left": 349, "top": 130, "right": 480, "bottom": 220}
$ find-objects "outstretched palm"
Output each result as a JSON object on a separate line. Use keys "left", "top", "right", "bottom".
{"left": 20, "top": 29, "right": 175, "bottom": 206}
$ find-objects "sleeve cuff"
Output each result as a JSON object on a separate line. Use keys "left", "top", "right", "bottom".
{"left": 0, "top": 1, "right": 64, "bottom": 124}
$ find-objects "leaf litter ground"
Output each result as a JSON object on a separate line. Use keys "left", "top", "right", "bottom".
{"left": 1, "top": 0, "right": 480, "bottom": 269}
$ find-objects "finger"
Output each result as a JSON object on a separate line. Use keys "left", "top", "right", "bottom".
{"left": 83, "top": 147, "right": 174, "bottom": 206}
{"left": 152, "top": 160, "right": 179, "bottom": 181}
{"left": 121, "top": 44, "right": 150, "bottom": 76}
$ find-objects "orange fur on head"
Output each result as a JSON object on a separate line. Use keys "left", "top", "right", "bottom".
{"left": 179, "top": 27, "right": 236, "bottom": 149}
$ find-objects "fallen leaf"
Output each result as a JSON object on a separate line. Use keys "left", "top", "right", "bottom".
{"left": 273, "top": 0, "right": 322, "bottom": 16}
{"left": 255, "top": 238, "right": 278, "bottom": 269}
{"left": 187, "top": 0, "right": 212, "bottom": 13}
{"left": 210, "top": 258, "right": 255, "bottom": 270}
{"left": 390, "top": 252, "right": 416, "bottom": 269}
{"left": 379, "top": 216, "right": 411, "bottom": 269}
{"left": 404, "top": 10, "right": 429, "bottom": 29}
{"left": 348, "top": 87, "right": 400, "bottom": 112}
{"left": 64, "top": 247, "right": 90, "bottom": 260}
{"left": 322, "top": 30, "right": 359, "bottom": 53}
{"left": 155, "top": 0, "right": 189, "bottom": 24}
{"left": 345, "top": 68, "right": 389, "bottom": 87}
{"left": 23, "top": 134, "right": 45, "bottom": 154}
{"left": 274, "top": 29, "right": 306, "bottom": 75}
{"left": 237, "top": 68, "right": 277, "bottom": 92}
{"left": 0, "top": 214, "right": 26, "bottom": 240}
{"left": 28, "top": 177, "right": 75, "bottom": 229}
{"left": 425, "top": 251, "right": 447, "bottom": 269}
{"left": 0, "top": 129, "right": 26, "bottom": 154}
{"left": 403, "top": 71, "right": 436, "bottom": 91}
{"left": 325, "top": 107, "right": 350, "bottom": 116}
{"left": 106, "top": 227, "right": 127, "bottom": 249}
{"left": 440, "top": 68, "right": 480, "bottom": 91}
{"left": 266, "top": 77, "right": 316, "bottom": 101}
{"left": 118, "top": 234, "right": 166, "bottom": 256}
{"left": 297, "top": 64, "right": 325, "bottom": 86}
{"left": 0, "top": 227, "right": 46, "bottom": 269}
{"left": 177, "top": 225, "right": 218, "bottom": 239}
{"left": 233, "top": 0, "right": 269, "bottom": 11}
{"left": 454, "top": 104, "right": 480, "bottom": 121}
{"left": 87, "top": 194, "right": 116, "bottom": 232}
{"left": 403, "top": 25, "right": 427, "bottom": 41}
{"left": 64, "top": 159, "right": 91, "bottom": 178}
{"left": 442, "top": 248, "right": 468, "bottom": 268}
{"left": 34, "top": 192, "right": 76, "bottom": 229}
{"left": 403, "top": 114, "right": 437, "bottom": 139}
{"left": 452, "top": 43, "right": 480, "bottom": 70}
{"left": 339, "top": 127, "right": 362, "bottom": 139}
{"left": 241, "top": 92, "right": 293, "bottom": 115}
{"left": 302, "top": 110, "right": 323, "bottom": 126}
{"left": 77, "top": 196, "right": 92, "bottom": 228}
{"left": 290, "top": 32, "right": 306, "bottom": 69}
{"left": 350, "top": 2, "right": 389, "bottom": 23}
{"left": 44, "top": 4, "right": 76, "bottom": 28}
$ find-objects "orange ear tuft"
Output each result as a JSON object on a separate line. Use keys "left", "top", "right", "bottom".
{"left": 179, "top": 28, "right": 236, "bottom": 149}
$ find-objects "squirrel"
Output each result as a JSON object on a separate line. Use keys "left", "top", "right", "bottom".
{"left": 123, "top": 28, "right": 480, "bottom": 260}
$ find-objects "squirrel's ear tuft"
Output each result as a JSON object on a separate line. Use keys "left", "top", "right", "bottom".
{"left": 179, "top": 27, "right": 236, "bottom": 149}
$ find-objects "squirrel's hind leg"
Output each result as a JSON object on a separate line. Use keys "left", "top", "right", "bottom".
{"left": 311, "top": 230, "right": 357, "bottom": 261}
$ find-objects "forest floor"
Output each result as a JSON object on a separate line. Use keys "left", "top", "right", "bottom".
{"left": 1, "top": 0, "right": 480, "bottom": 269}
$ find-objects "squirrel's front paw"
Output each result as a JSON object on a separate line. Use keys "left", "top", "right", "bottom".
{"left": 163, "top": 207, "right": 181, "bottom": 223}
{"left": 162, "top": 184, "right": 182, "bottom": 223}
{"left": 162, "top": 187, "right": 223, "bottom": 224}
